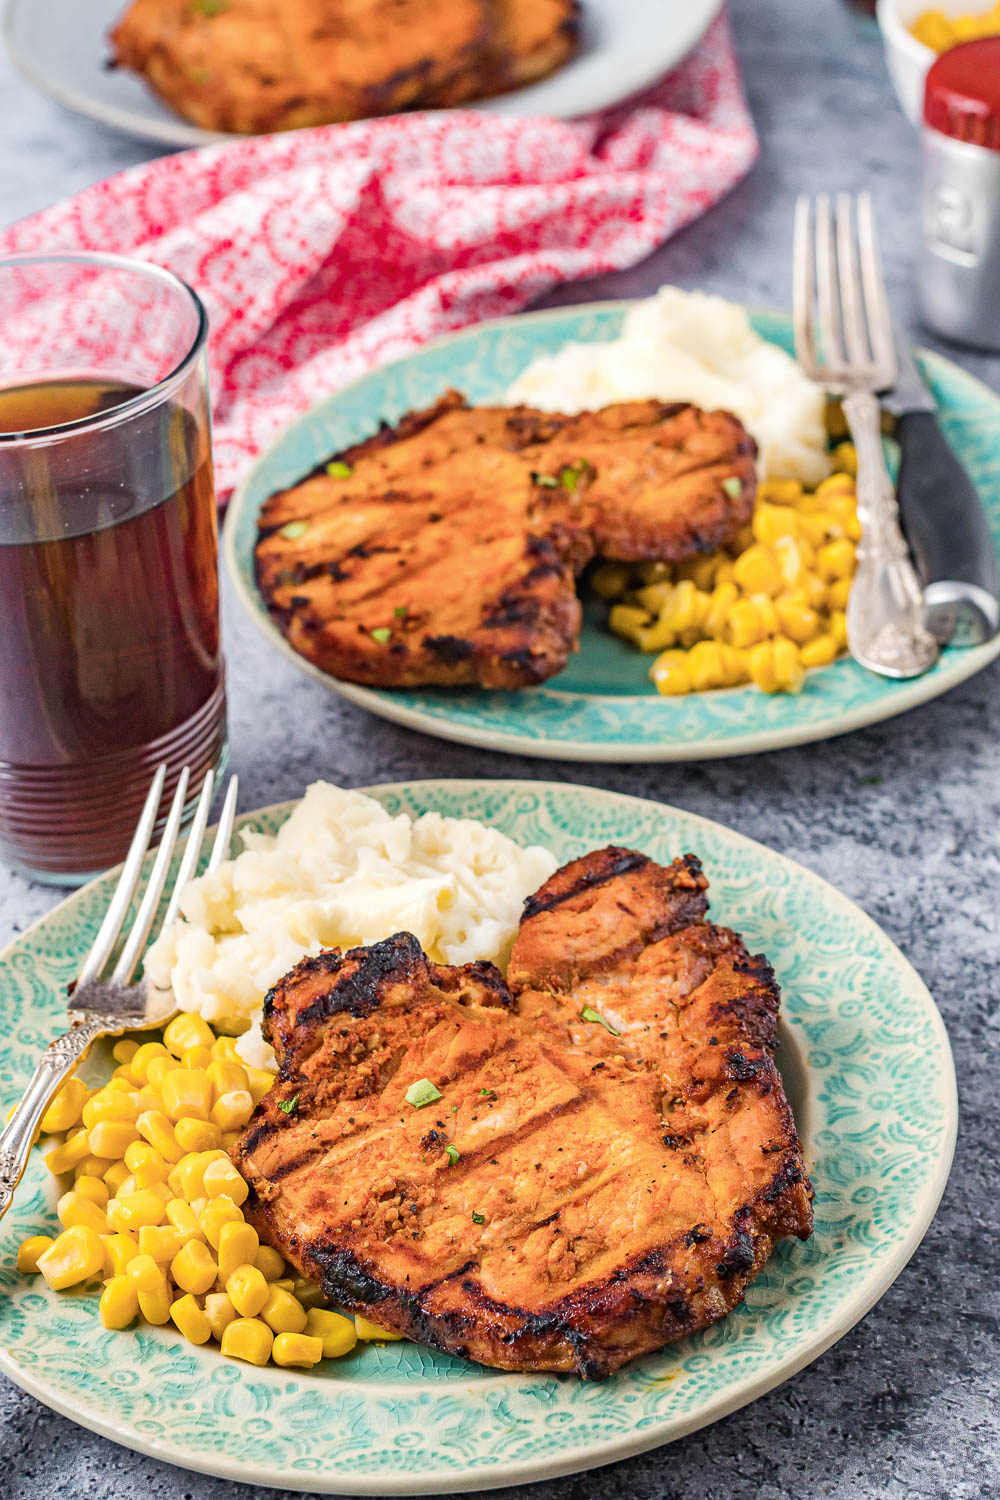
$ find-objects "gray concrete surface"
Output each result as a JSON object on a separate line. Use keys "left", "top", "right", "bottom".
{"left": 2, "top": 1, "right": 998, "bottom": 1496}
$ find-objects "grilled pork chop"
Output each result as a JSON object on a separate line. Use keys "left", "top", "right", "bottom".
{"left": 232, "top": 848, "right": 812, "bottom": 1378}
{"left": 110, "top": 0, "right": 580, "bottom": 135}
{"left": 255, "top": 391, "right": 756, "bottom": 690}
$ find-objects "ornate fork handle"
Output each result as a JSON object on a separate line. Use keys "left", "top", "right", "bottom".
{"left": 0, "top": 1016, "right": 121, "bottom": 1220}
{"left": 842, "top": 389, "right": 939, "bottom": 679}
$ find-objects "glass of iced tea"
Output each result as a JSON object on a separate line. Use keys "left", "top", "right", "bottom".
{"left": 0, "top": 252, "right": 226, "bottom": 884}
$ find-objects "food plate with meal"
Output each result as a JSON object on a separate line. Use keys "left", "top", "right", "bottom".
{"left": 225, "top": 294, "right": 1000, "bottom": 762}
{"left": 3, "top": 0, "right": 724, "bottom": 148}
{"left": 0, "top": 779, "right": 956, "bottom": 1491}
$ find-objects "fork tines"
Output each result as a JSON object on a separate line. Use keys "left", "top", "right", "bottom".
{"left": 793, "top": 191, "right": 897, "bottom": 393}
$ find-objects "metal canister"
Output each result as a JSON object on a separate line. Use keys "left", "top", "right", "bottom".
{"left": 920, "top": 38, "right": 1000, "bottom": 350}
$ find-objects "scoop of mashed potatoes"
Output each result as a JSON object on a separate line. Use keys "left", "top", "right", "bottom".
{"left": 506, "top": 286, "right": 831, "bottom": 485}
{"left": 144, "top": 783, "right": 557, "bottom": 1070}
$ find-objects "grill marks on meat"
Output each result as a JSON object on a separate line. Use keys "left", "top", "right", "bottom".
{"left": 110, "top": 0, "right": 580, "bottom": 135}
{"left": 232, "top": 850, "right": 813, "bottom": 1378}
{"left": 254, "top": 390, "right": 756, "bottom": 690}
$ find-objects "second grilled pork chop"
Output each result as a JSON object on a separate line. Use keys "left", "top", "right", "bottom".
{"left": 232, "top": 848, "right": 812, "bottom": 1377}
{"left": 254, "top": 391, "right": 756, "bottom": 690}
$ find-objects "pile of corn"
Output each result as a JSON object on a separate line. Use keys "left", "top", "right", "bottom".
{"left": 16, "top": 1014, "right": 401, "bottom": 1369}
{"left": 596, "top": 444, "right": 859, "bottom": 696}
{"left": 910, "top": 6, "right": 1000, "bottom": 51}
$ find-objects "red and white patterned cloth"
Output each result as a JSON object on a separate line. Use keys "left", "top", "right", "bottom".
{"left": 0, "top": 13, "right": 756, "bottom": 496}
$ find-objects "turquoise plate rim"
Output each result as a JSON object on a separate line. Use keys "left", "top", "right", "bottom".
{"left": 0, "top": 779, "right": 957, "bottom": 1493}
{"left": 223, "top": 300, "right": 1000, "bottom": 763}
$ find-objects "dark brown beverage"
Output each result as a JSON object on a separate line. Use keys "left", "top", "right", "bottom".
{"left": 0, "top": 376, "right": 226, "bottom": 880}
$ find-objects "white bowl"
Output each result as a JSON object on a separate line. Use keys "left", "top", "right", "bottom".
{"left": 877, "top": 0, "right": 996, "bottom": 124}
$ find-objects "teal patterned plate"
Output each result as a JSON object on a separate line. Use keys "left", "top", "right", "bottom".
{"left": 0, "top": 781, "right": 956, "bottom": 1492}
{"left": 225, "top": 302, "right": 1000, "bottom": 761}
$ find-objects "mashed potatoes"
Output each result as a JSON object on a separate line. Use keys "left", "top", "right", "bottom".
{"left": 506, "top": 286, "right": 831, "bottom": 485}
{"left": 143, "top": 783, "right": 557, "bottom": 1070}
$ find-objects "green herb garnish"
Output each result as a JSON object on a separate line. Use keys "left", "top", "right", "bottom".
{"left": 444, "top": 1144, "right": 460, "bottom": 1165}
{"left": 370, "top": 627, "right": 392, "bottom": 645}
{"left": 405, "top": 1078, "right": 442, "bottom": 1109}
{"left": 393, "top": 605, "right": 407, "bottom": 618}
{"left": 479, "top": 1087, "right": 496, "bottom": 1100}
{"left": 326, "top": 460, "right": 353, "bottom": 478}
{"left": 559, "top": 459, "right": 591, "bottom": 492}
{"left": 279, "top": 520, "right": 308, "bottom": 540}
{"left": 191, "top": 0, "right": 226, "bottom": 16}
{"left": 471, "top": 1211, "right": 486, "bottom": 1225}
{"left": 278, "top": 1095, "right": 299, "bottom": 1114}
{"left": 579, "top": 1006, "right": 621, "bottom": 1037}
{"left": 721, "top": 476, "right": 743, "bottom": 499}
{"left": 531, "top": 472, "right": 559, "bottom": 488}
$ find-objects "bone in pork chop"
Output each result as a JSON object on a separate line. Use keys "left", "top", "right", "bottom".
{"left": 231, "top": 847, "right": 812, "bottom": 1378}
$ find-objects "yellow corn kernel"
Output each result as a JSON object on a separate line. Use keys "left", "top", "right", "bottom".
{"left": 305, "top": 1307, "right": 357, "bottom": 1358}
{"left": 817, "top": 538, "right": 856, "bottom": 581}
{"left": 746, "top": 641, "right": 777, "bottom": 693}
{"left": 260, "top": 1285, "right": 307, "bottom": 1335}
{"left": 138, "top": 1225, "right": 183, "bottom": 1262}
{"left": 221, "top": 1316, "right": 273, "bottom": 1366}
{"left": 160, "top": 1068, "right": 213, "bottom": 1123}
{"left": 226, "top": 1264, "right": 269, "bottom": 1318}
{"left": 126, "top": 1252, "right": 165, "bottom": 1293}
{"left": 253, "top": 1245, "right": 286, "bottom": 1281}
{"left": 774, "top": 636, "right": 805, "bottom": 693}
{"left": 129, "top": 1087, "right": 162, "bottom": 1114}
{"left": 101, "top": 1231, "right": 140, "bottom": 1277}
{"left": 172, "top": 1150, "right": 211, "bottom": 1201}
{"left": 204, "top": 1291, "right": 238, "bottom": 1341}
{"left": 37, "top": 1225, "right": 104, "bottom": 1290}
{"left": 218, "top": 1220, "right": 260, "bottom": 1284}
{"left": 635, "top": 613, "right": 679, "bottom": 653}
{"left": 136, "top": 1110, "right": 183, "bottom": 1164}
{"left": 800, "top": 633, "right": 838, "bottom": 668}
{"left": 683, "top": 553, "right": 720, "bottom": 592}
{"left": 181, "top": 1045, "right": 214, "bottom": 1071}
{"left": 171, "top": 1238, "right": 219, "bottom": 1296}
{"left": 799, "top": 571, "right": 828, "bottom": 610}
{"left": 44, "top": 1130, "right": 92, "bottom": 1176}
{"left": 170, "top": 1292, "right": 213, "bottom": 1345}
{"left": 74, "top": 1154, "right": 110, "bottom": 1180}
{"left": 954, "top": 12, "right": 993, "bottom": 40}
{"left": 608, "top": 603, "right": 650, "bottom": 647}
{"left": 221, "top": 1130, "right": 242, "bottom": 1150}
{"left": 293, "top": 1278, "right": 326, "bottom": 1310}
{"left": 827, "top": 576, "right": 852, "bottom": 611}
{"left": 123, "top": 1141, "right": 168, "bottom": 1187}
{"left": 773, "top": 535, "right": 816, "bottom": 591}
{"left": 354, "top": 1314, "right": 404, "bottom": 1342}
{"left": 199, "top": 1194, "right": 243, "bottom": 1249}
{"left": 650, "top": 649, "right": 691, "bottom": 696}
{"left": 728, "top": 522, "right": 755, "bottom": 554}
{"left": 831, "top": 440, "right": 858, "bottom": 476}
{"left": 757, "top": 478, "right": 803, "bottom": 505}
{"left": 203, "top": 1158, "right": 249, "bottom": 1205}
{"left": 163, "top": 1200, "right": 201, "bottom": 1244}
{"left": 814, "top": 471, "right": 855, "bottom": 501}
{"left": 111, "top": 1190, "right": 166, "bottom": 1231}
{"left": 83, "top": 1089, "right": 139, "bottom": 1129}
{"left": 775, "top": 592, "right": 821, "bottom": 645}
{"left": 663, "top": 578, "right": 703, "bottom": 634}
{"left": 102, "top": 1160, "right": 131, "bottom": 1195}
{"left": 130, "top": 1042, "right": 170, "bottom": 1083}
{"left": 245, "top": 1067, "right": 276, "bottom": 1107}
{"left": 17, "top": 1234, "right": 54, "bottom": 1273}
{"left": 146, "top": 1055, "right": 174, "bottom": 1089}
{"left": 795, "top": 510, "right": 832, "bottom": 549}
{"left": 99, "top": 1275, "right": 139, "bottom": 1330}
{"left": 174, "top": 1117, "right": 223, "bottom": 1154}
{"left": 164, "top": 1013, "right": 217, "bottom": 1058}
{"left": 40, "top": 1077, "right": 89, "bottom": 1135}
{"left": 911, "top": 11, "right": 954, "bottom": 50}
{"left": 272, "top": 1331, "right": 324, "bottom": 1368}
{"left": 752, "top": 504, "right": 799, "bottom": 549}
{"left": 206, "top": 1059, "right": 249, "bottom": 1098}
{"left": 704, "top": 580, "right": 739, "bottom": 641}
{"left": 684, "top": 639, "right": 727, "bottom": 693}
{"left": 272, "top": 1278, "right": 295, "bottom": 1293}
{"left": 726, "top": 599, "right": 767, "bottom": 649}
{"left": 57, "top": 1190, "right": 107, "bottom": 1235}
{"left": 112, "top": 1038, "right": 139, "bottom": 1065}
{"left": 138, "top": 1282, "right": 171, "bottom": 1325}
{"left": 589, "top": 560, "right": 631, "bottom": 599}
{"left": 89, "top": 1119, "right": 141, "bottom": 1160}
{"left": 210, "top": 1090, "right": 253, "bottom": 1133}
{"left": 210, "top": 1035, "right": 242, "bottom": 1064}
{"left": 72, "top": 1175, "right": 109, "bottom": 1208}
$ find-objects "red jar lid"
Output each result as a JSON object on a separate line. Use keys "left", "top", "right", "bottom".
{"left": 924, "top": 37, "right": 1000, "bottom": 150}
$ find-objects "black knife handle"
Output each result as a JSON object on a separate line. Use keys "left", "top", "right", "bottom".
{"left": 894, "top": 409, "right": 1000, "bottom": 645}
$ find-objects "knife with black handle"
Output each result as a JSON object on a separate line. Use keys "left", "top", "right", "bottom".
{"left": 884, "top": 345, "right": 999, "bottom": 646}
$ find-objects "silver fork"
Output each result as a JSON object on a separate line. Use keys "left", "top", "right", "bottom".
{"left": 0, "top": 764, "right": 239, "bottom": 1221}
{"left": 793, "top": 191, "right": 939, "bottom": 679}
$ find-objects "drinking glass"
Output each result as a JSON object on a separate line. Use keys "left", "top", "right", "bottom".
{"left": 0, "top": 252, "right": 227, "bottom": 884}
